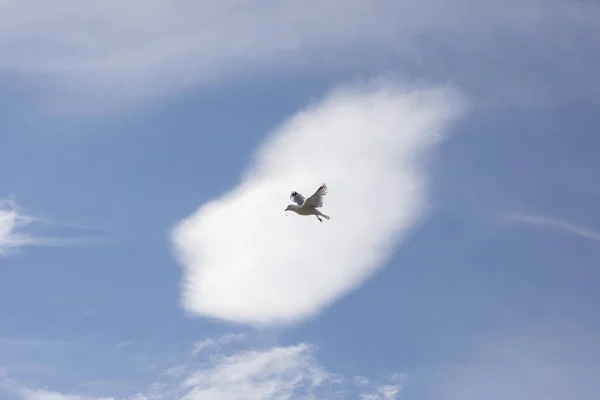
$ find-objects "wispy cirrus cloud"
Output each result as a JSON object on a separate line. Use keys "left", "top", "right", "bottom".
{"left": 19, "top": 388, "right": 101, "bottom": 400}
{"left": 501, "top": 212, "right": 600, "bottom": 245}
{"left": 3, "top": 333, "right": 405, "bottom": 400}
{"left": 0, "top": 198, "right": 117, "bottom": 256}
{"left": 192, "top": 333, "right": 246, "bottom": 357}
{"left": 169, "top": 79, "right": 464, "bottom": 327}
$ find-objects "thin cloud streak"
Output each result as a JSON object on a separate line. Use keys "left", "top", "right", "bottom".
{"left": 192, "top": 333, "right": 246, "bottom": 357}
{"left": 170, "top": 80, "right": 464, "bottom": 327}
{"left": 502, "top": 212, "right": 600, "bottom": 245}
{"left": 0, "top": 199, "right": 118, "bottom": 256}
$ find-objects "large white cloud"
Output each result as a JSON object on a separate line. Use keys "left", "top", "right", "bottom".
{"left": 169, "top": 80, "right": 464, "bottom": 326}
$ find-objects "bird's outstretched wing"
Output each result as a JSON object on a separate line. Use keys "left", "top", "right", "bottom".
{"left": 304, "top": 183, "right": 327, "bottom": 208}
{"left": 290, "top": 191, "right": 305, "bottom": 206}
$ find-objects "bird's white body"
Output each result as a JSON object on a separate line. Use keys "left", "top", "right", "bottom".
{"left": 284, "top": 183, "right": 331, "bottom": 222}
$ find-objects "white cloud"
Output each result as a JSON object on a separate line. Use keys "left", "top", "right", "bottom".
{"left": 1, "top": 0, "right": 595, "bottom": 112}
{"left": 0, "top": 199, "right": 38, "bottom": 255}
{"left": 0, "top": 198, "right": 116, "bottom": 256}
{"left": 181, "top": 344, "right": 328, "bottom": 400}
{"left": 169, "top": 80, "right": 464, "bottom": 326}
{"left": 501, "top": 212, "right": 600, "bottom": 245}
{"left": 171, "top": 340, "right": 403, "bottom": 399}
{"left": 6, "top": 333, "right": 405, "bottom": 400}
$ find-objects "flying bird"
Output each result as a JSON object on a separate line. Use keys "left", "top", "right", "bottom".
{"left": 284, "top": 183, "right": 331, "bottom": 222}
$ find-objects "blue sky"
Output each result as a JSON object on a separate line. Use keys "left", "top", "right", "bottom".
{"left": 1, "top": 1, "right": 599, "bottom": 399}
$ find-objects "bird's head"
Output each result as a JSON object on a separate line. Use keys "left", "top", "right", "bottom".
{"left": 284, "top": 205, "right": 292, "bottom": 212}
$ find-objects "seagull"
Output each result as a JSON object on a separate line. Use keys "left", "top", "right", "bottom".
{"left": 284, "top": 183, "right": 331, "bottom": 222}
